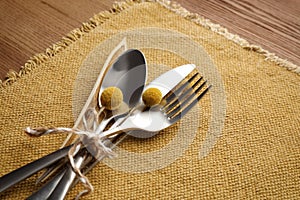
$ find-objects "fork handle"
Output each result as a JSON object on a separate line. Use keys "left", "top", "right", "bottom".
{"left": 0, "top": 145, "right": 71, "bottom": 193}
{"left": 98, "top": 126, "right": 125, "bottom": 138}
{"left": 31, "top": 133, "right": 127, "bottom": 199}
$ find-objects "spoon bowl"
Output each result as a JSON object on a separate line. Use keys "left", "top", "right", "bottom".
{"left": 98, "top": 49, "right": 147, "bottom": 108}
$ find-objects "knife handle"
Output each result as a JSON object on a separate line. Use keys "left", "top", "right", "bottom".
{"left": 0, "top": 145, "right": 72, "bottom": 193}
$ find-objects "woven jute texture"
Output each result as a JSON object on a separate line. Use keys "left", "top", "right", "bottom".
{"left": 0, "top": 1, "right": 299, "bottom": 199}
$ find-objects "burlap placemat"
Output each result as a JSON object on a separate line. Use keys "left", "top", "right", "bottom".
{"left": 1, "top": 0, "right": 299, "bottom": 199}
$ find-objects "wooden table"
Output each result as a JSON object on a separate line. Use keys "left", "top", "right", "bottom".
{"left": 1, "top": 0, "right": 299, "bottom": 80}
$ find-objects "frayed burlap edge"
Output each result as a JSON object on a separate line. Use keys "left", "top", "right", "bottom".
{"left": 1, "top": 0, "right": 299, "bottom": 88}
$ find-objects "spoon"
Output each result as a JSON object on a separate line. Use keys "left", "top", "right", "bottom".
{"left": 34, "top": 40, "right": 130, "bottom": 183}
{"left": 27, "top": 49, "right": 147, "bottom": 200}
{"left": 0, "top": 47, "right": 146, "bottom": 195}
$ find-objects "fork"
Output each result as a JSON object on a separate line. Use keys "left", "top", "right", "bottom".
{"left": 38, "top": 69, "right": 211, "bottom": 200}
{"left": 98, "top": 70, "right": 211, "bottom": 139}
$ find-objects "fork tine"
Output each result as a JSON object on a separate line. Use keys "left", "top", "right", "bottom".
{"left": 168, "top": 84, "right": 212, "bottom": 123}
{"left": 162, "top": 73, "right": 202, "bottom": 112}
{"left": 162, "top": 71, "right": 199, "bottom": 105}
{"left": 165, "top": 76, "right": 206, "bottom": 117}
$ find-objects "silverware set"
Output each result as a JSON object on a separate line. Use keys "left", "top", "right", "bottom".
{"left": 0, "top": 46, "right": 211, "bottom": 199}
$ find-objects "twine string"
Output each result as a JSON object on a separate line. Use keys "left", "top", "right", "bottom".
{"left": 25, "top": 107, "right": 115, "bottom": 199}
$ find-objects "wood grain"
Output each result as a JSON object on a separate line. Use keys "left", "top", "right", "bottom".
{"left": 0, "top": 0, "right": 299, "bottom": 80}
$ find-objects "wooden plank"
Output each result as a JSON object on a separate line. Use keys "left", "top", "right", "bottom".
{"left": 176, "top": 0, "right": 300, "bottom": 66}
{"left": 0, "top": 0, "right": 299, "bottom": 80}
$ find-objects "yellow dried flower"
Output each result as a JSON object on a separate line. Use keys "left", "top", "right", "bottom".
{"left": 100, "top": 87, "right": 123, "bottom": 110}
{"left": 142, "top": 88, "right": 162, "bottom": 107}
